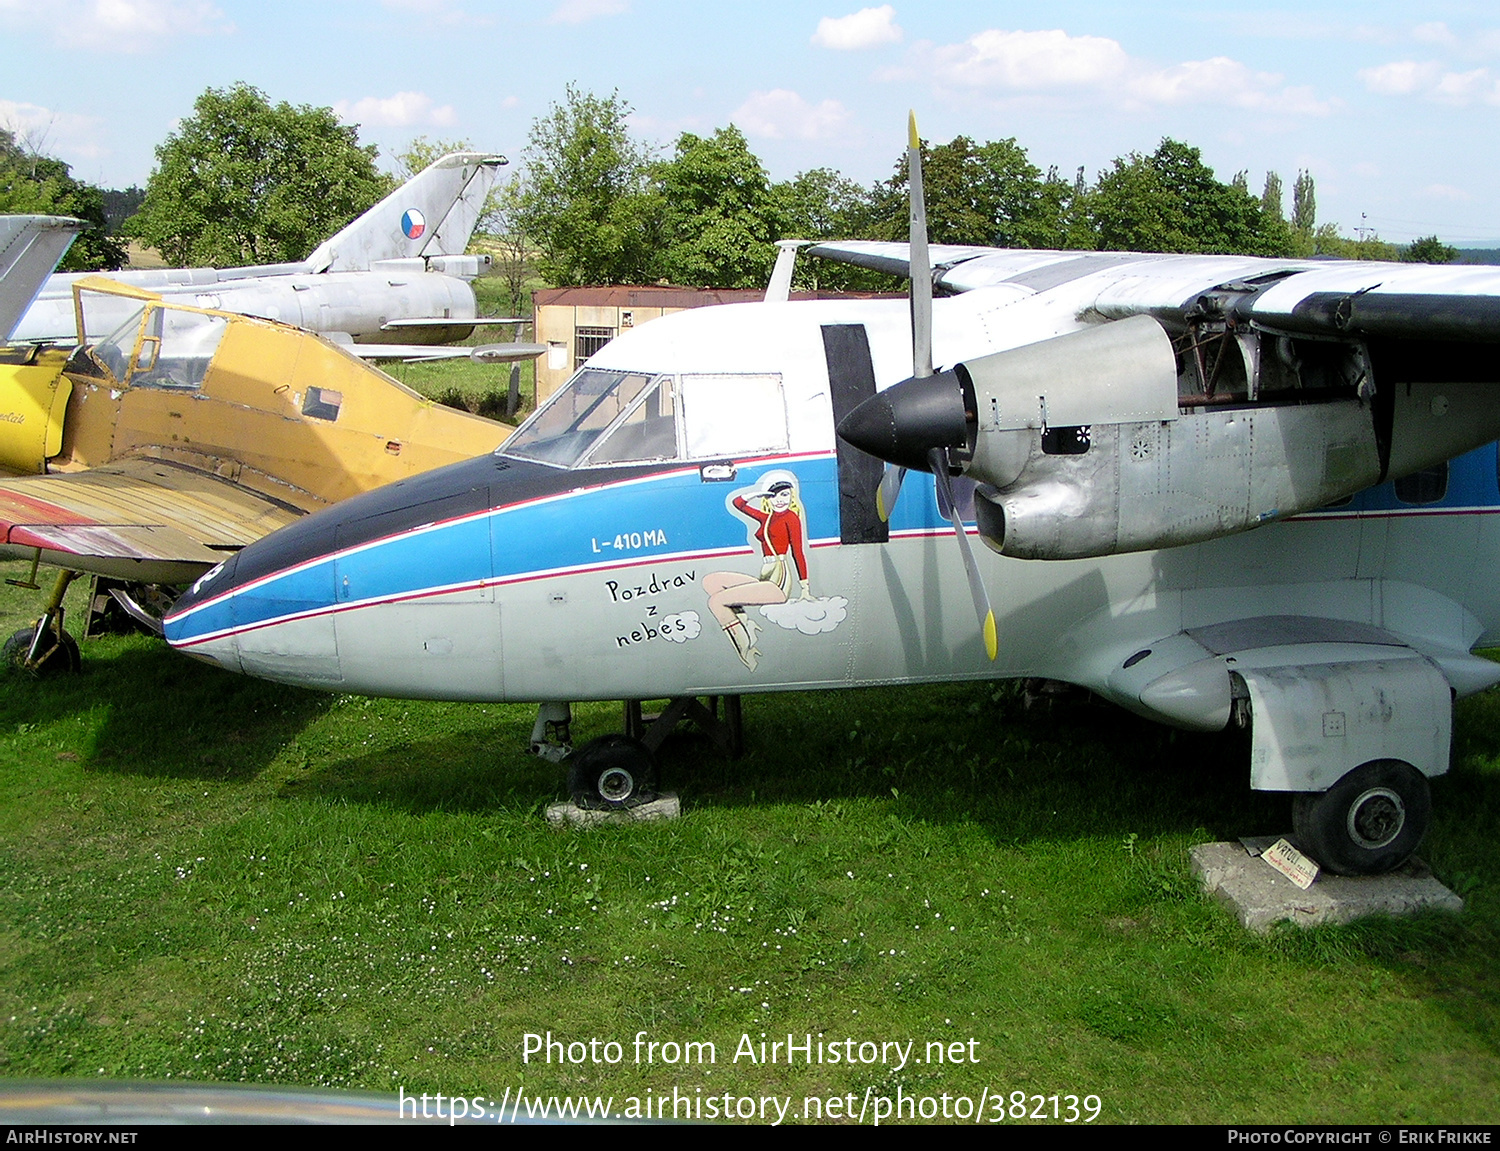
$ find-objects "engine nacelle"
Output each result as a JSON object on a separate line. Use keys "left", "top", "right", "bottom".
{"left": 959, "top": 316, "right": 1382, "bottom": 559}
{"left": 973, "top": 402, "right": 1382, "bottom": 559}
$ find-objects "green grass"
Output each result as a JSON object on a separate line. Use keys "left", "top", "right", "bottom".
{"left": 0, "top": 567, "right": 1496, "bottom": 1123}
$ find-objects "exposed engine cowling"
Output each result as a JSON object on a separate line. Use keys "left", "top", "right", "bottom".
{"left": 839, "top": 313, "right": 1392, "bottom": 560}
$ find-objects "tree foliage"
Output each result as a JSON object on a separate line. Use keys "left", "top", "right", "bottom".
{"left": 0, "top": 129, "right": 124, "bottom": 271}
{"left": 1403, "top": 235, "right": 1458, "bottom": 264}
{"left": 127, "top": 84, "right": 387, "bottom": 267}
{"left": 654, "top": 126, "right": 784, "bottom": 289}
{"left": 516, "top": 86, "right": 658, "bottom": 286}
{"left": 1090, "top": 139, "right": 1292, "bottom": 256}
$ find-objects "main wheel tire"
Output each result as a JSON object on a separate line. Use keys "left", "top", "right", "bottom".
{"left": 1292, "top": 759, "right": 1432, "bottom": 876}
{"left": 1, "top": 625, "right": 81, "bottom": 677}
{"left": 566, "top": 735, "right": 657, "bottom": 810}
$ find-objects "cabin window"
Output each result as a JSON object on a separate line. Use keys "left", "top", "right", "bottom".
{"left": 1394, "top": 462, "right": 1448, "bottom": 506}
{"left": 679, "top": 373, "right": 788, "bottom": 460}
{"left": 302, "top": 387, "right": 343, "bottom": 421}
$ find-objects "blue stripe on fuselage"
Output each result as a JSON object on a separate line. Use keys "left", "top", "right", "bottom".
{"left": 170, "top": 455, "right": 947, "bottom": 644}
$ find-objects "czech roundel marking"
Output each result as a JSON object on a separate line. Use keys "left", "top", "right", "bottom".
{"left": 401, "top": 209, "right": 426, "bottom": 240}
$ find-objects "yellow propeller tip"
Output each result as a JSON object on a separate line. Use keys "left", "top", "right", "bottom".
{"left": 908, "top": 111, "right": 920, "bottom": 150}
{"left": 983, "top": 612, "right": 998, "bottom": 661}
{"left": 876, "top": 490, "right": 890, "bottom": 522}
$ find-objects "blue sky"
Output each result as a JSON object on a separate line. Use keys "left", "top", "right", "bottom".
{"left": 2, "top": 0, "right": 1497, "bottom": 245}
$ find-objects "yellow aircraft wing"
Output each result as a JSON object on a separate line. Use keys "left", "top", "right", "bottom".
{"left": 0, "top": 457, "right": 303, "bottom": 582}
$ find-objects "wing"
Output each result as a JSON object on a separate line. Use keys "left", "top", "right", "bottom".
{"left": 0, "top": 216, "right": 84, "bottom": 340}
{"left": 350, "top": 342, "right": 545, "bottom": 364}
{"left": 808, "top": 240, "right": 1500, "bottom": 339}
{"left": 0, "top": 457, "right": 303, "bottom": 583}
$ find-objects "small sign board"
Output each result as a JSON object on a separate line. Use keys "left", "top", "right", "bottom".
{"left": 1262, "top": 837, "right": 1320, "bottom": 889}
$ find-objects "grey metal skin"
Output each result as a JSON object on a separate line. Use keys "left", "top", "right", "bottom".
{"left": 0, "top": 215, "right": 83, "bottom": 339}
{"left": 11, "top": 153, "right": 506, "bottom": 347}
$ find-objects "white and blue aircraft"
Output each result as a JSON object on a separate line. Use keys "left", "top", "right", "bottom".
{"left": 162, "top": 126, "right": 1500, "bottom": 877}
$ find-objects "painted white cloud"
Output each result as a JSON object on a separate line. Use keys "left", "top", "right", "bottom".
{"left": 334, "top": 92, "right": 458, "bottom": 128}
{"left": 1361, "top": 60, "right": 1500, "bottom": 104}
{"left": 760, "top": 596, "right": 849, "bottom": 636}
{"left": 0, "top": 99, "right": 107, "bottom": 160}
{"left": 732, "top": 89, "right": 853, "bottom": 140}
{"left": 0, "top": 0, "right": 231, "bottom": 52}
{"left": 548, "top": 0, "right": 627, "bottom": 24}
{"left": 892, "top": 27, "right": 1332, "bottom": 116}
{"left": 812, "top": 5, "right": 902, "bottom": 51}
{"left": 659, "top": 611, "right": 701, "bottom": 643}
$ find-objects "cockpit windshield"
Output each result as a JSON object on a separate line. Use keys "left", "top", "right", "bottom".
{"left": 501, "top": 366, "right": 790, "bottom": 469}
{"left": 502, "top": 368, "right": 671, "bottom": 467}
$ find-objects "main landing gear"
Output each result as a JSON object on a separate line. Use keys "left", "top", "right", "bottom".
{"left": 3, "top": 569, "right": 82, "bottom": 677}
{"left": 1293, "top": 759, "right": 1433, "bottom": 877}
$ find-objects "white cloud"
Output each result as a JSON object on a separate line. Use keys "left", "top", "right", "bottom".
{"left": 812, "top": 5, "right": 902, "bottom": 51}
{"left": 0, "top": 100, "right": 107, "bottom": 160}
{"left": 891, "top": 26, "right": 1332, "bottom": 116}
{"left": 1412, "top": 21, "right": 1460, "bottom": 48}
{"left": 760, "top": 596, "right": 849, "bottom": 636}
{"left": 333, "top": 92, "right": 458, "bottom": 128}
{"left": 547, "top": 0, "right": 627, "bottom": 24}
{"left": 921, "top": 28, "right": 1130, "bottom": 89}
{"left": 1421, "top": 184, "right": 1473, "bottom": 202}
{"left": 732, "top": 89, "right": 853, "bottom": 141}
{"left": 0, "top": 0, "right": 232, "bottom": 52}
{"left": 660, "top": 612, "right": 701, "bottom": 642}
{"left": 1128, "top": 57, "right": 1334, "bottom": 116}
{"left": 1361, "top": 60, "right": 1500, "bottom": 104}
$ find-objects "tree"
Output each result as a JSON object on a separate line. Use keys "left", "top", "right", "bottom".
{"left": 126, "top": 84, "right": 387, "bottom": 267}
{"left": 653, "top": 126, "right": 785, "bottom": 288}
{"left": 1089, "top": 139, "right": 1293, "bottom": 256}
{"left": 0, "top": 129, "right": 125, "bottom": 270}
{"left": 1261, "top": 172, "right": 1284, "bottom": 222}
{"left": 1403, "top": 235, "right": 1458, "bottom": 264}
{"left": 517, "top": 86, "right": 659, "bottom": 286}
{"left": 483, "top": 172, "right": 533, "bottom": 316}
{"left": 1291, "top": 170, "right": 1316, "bottom": 256}
{"left": 864, "top": 135, "right": 1079, "bottom": 250}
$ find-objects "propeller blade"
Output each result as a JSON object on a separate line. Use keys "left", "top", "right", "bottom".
{"left": 929, "top": 447, "right": 998, "bottom": 661}
{"left": 875, "top": 111, "right": 933, "bottom": 525}
{"left": 876, "top": 465, "right": 906, "bottom": 522}
{"left": 908, "top": 110, "right": 933, "bottom": 382}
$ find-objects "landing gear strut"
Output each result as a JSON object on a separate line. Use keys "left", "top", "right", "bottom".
{"left": 4, "top": 570, "right": 82, "bottom": 676}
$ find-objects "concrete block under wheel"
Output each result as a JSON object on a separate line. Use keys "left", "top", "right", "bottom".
{"left": 1190, "top": 840, "right": 1463, "bottom": 933}
{"left": 545, "top": 792, "right": 681, "bottom": 828}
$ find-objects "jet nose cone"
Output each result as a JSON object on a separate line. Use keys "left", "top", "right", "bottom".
{"left": 836, "top": 368, "right": 971, "bottom": 473}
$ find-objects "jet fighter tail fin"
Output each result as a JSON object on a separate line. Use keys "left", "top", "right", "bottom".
{"left": 0, "top": 215, "right": 84, "bottom": 340}
{"left": 303, "top": 152, "right": 507, "bottom": 274}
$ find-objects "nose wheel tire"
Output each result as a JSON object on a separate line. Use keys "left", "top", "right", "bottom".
{"left": 566, "top": 735, "right": 658, "bottom": 810}
{"left": 1292, "top": 759, "right": 1432, "bottom": 877}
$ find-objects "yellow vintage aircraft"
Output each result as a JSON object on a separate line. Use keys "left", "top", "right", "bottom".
{"left": 0, "top": 275, "right": 511, "bottom": 670}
